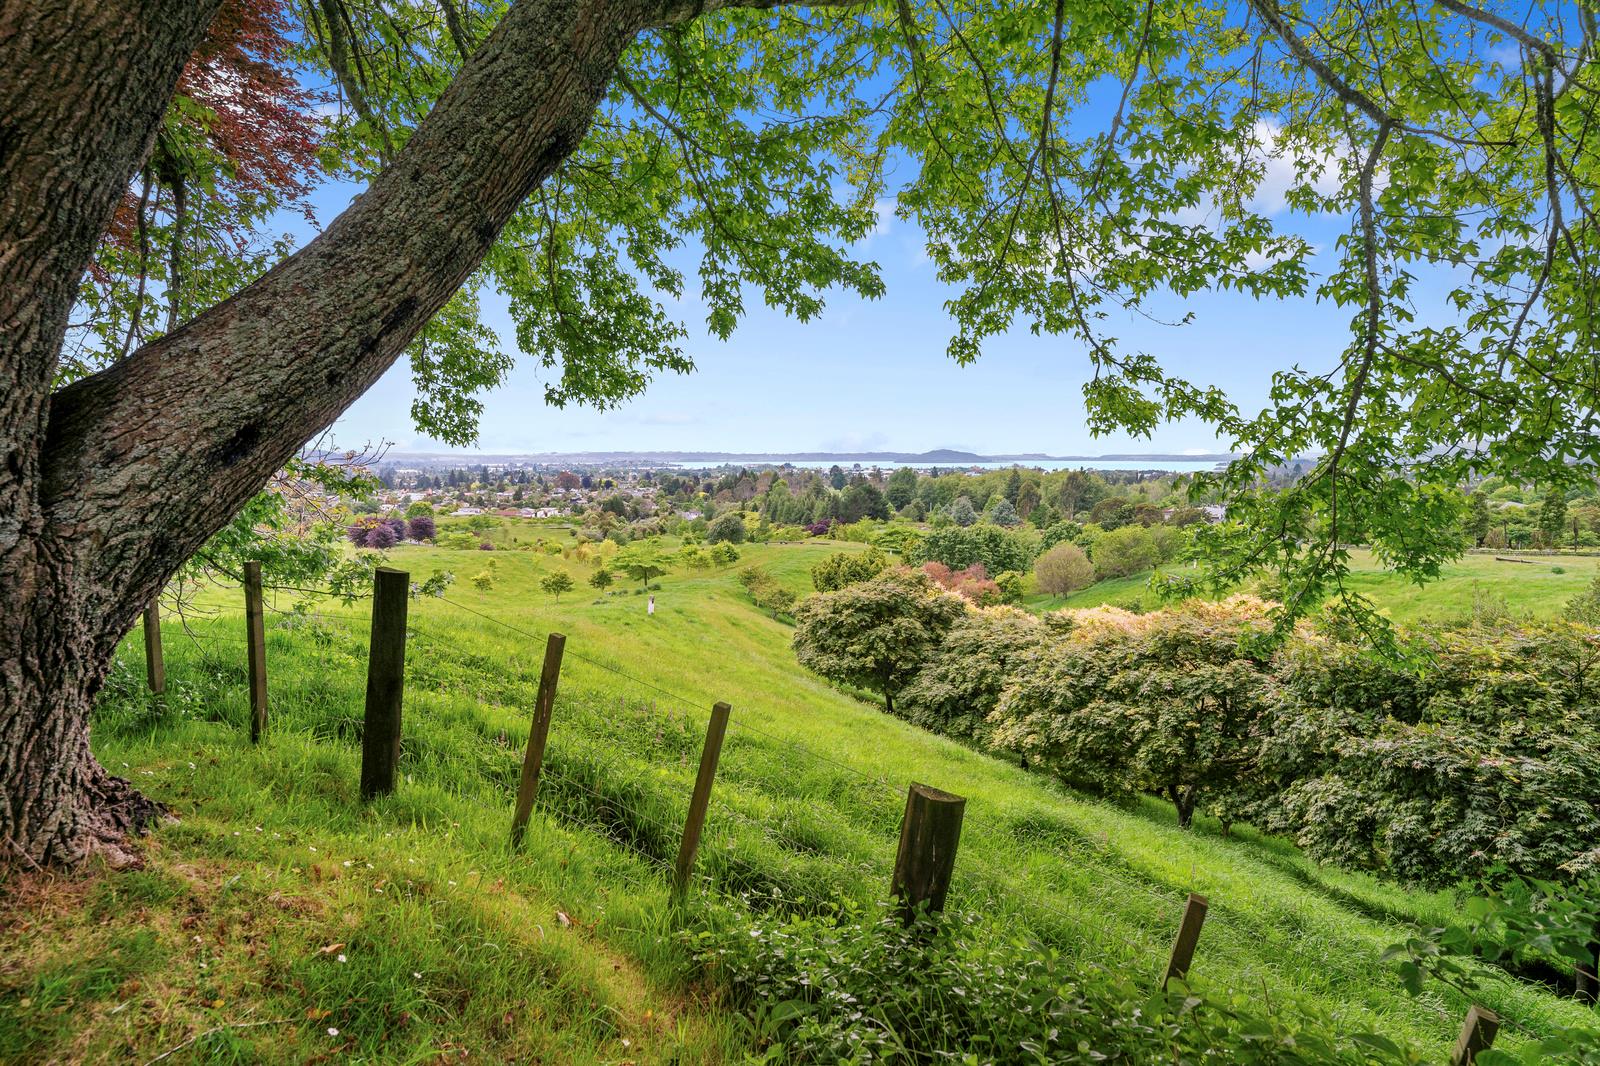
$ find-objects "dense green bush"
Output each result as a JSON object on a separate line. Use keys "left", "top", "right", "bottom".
{"left": 913, "top": 524, "right": 1037, "bottom": 576}
{"left": 989, "top": 600, "right": 1275, "bottom": 828}
{"left": 811, "top": 545, "right": 890, "bottom": 592}
{"left": 792, "top": 568, "right": 965, "bottom": 714}
{"left": 689, "top": 901, "right": 1422, "bottom": 1064}
{"left": 707, "top": 511, "right": 748, "bottom": 544}
{"left": 898, "top": 607, "right": 1051, "bottom": 745}
{"left": 1264, "top": 623, "right": 1600, "bottom": 885}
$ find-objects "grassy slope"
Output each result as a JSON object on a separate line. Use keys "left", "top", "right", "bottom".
{"left": 1026, "top": 548, "right": 1600, "bottom": 620}
{"left": 3, "top": 534, "right": 1595, "bottom": 1062}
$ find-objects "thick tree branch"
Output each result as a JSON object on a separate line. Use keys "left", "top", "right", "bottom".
{"left": 39, "top": 0, "right": 662, "bottom": 630}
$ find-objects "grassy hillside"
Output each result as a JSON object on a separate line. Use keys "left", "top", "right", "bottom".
{"left": 4, "top": 534, "right": 1595, "bottom": 1061}
{"left": 1026, "top": 547, "right": 1600, "bottom": 620}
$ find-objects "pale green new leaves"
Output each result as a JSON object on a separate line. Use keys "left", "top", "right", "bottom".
{"left": 287, "top": 2, "right": 1600, "bottom": 626}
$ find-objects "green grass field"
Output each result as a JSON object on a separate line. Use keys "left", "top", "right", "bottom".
{"left": 4, "top": 532, "right": 1596, "bottom": 1062}
{"left": 1026, "top": 548, "right": 1600, "bottom": 621}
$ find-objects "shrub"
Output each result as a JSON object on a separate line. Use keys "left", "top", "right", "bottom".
{"left": 945, "top": 496, "right": 977, "bottom": 526}
{"left": 986, "top": 497, "right": 1019, "bottom": 526}
{"left": 915, "top": 524, "right": 1036, "bottom": 576}
{"left": 993, "top": 570, "right": 1025, "bottom": 605}
{"left": 588, "top": 568, "right": 614, "bottom": 590}
{"left": 709, "top": 542, "right": 740, "bottom": 566}
{"left": 989, "top": 598, "right": 1276, "bottom": 829}
{"left": 471, "top": 570, "right": 494, "bottom": 591}
{"left": 690, "top": 902, "right": 1417, "bottom": 1065}
{"left": 1265, "top": 622, "right": 1600, "bottom": 885}
{"left": 811, "top": 546, "right": 889, "bottom": 592}
{"left": 900, "top": 607, "right": 1048, "bottom": 743}
{"left": 437, "top": 530, "right": 476, "bottom": 550}
{"left": 793, "top": 568, "right": 965, "bottom": 714}
{"left": 1034, "top": 542, "right": 1095, "bottom": 598}
{"left": 921, "top": 561, "right": 1001, "bottom": 605}
{"left": 407, "top": 515, "right": 436, "bottom": 541}
{"left": 706, "top": 511, "right": 747, "bottom": 544}
{"left": 1566, "top": 576, "right": 1600, "bottom": 625}
{"left": 736, "top": 565, "right": 795, "bottom": 618}
{"left": 1090, "top": 524, "right": 1159, "bottom": 577}
{"left": 364, "top": 522, "right": 398, "bottom": 550}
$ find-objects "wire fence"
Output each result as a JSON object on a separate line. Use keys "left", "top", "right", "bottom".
{"left": 121, "top": 576, "right": 1582, "bottom": 1055}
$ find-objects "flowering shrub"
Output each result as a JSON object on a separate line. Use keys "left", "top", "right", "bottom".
{"left": 921, "top": 560, "right": 1002, "bottom": 605}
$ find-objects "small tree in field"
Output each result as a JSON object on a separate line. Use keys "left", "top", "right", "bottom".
{"left": 613, "top": 543, "right": 671, "bottom": 591}
{"left": 792, "top": 568, "right": 965, "bottom": 714}
{"left": 1035, "top": 543, "right": 1095, "bottom": 599}
{"left": 541, "top": 571, "right": 575, "bottom": 601}
{"left": 407, "top": 515, "right": 436, "bottom": 541}
{"left": 589, "top": 568, "right": 614, "bottom": 591}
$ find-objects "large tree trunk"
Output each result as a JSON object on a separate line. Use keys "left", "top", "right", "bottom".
{"left": 0, "top": 0, "right": 704, "bottom": 866}
{"left": 1, "top": 0, "right": 224, "bottom": 868}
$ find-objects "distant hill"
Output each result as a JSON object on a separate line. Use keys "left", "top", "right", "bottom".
{"left": 382, "top": 448, "right": 1239, "bottom": 467}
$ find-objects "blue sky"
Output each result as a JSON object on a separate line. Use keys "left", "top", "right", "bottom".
{"left": 320, "top": 169, "right": 1361, "bottom": 458}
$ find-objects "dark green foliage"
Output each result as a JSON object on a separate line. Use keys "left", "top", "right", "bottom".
{"left": 1465, "top": 491, "right": 1491, "bottom": 546}
{"left": 1265, "top": 623, "right": 1600, "bottom": 886}
{"left": 914, "top": 524, "right": 1036, "bottom": 576}
{"left": 707, "top": 512, "right": 747, "bottom": 544}
{"left": 792, "top": 568, "right": 965, "bottom": 713}
{"left": 689, "top": 902, "right": 1422, "bottom": 1065}
{"left": 884, "top": 467, "right": 918, "bottom": 510}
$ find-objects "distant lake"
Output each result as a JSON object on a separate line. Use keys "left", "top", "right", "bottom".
{"left": 670, "top": 458, "right": 1227, "bottom": 473}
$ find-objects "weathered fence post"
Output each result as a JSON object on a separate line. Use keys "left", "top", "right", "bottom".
{"left": 142, "top": 601, "right": 165, "bottom": 695}
{"left": 1450, "top": 1005, "right": 1499, "bottom": 1066}
{"left": 672, "top": 701, "right": 731, "bottom": 896}
{"left": 510, "top": 632, "right": 566, "bottom": 846}
{"left": 244, "top": 561, "right": 268, "bottom": 743}
{"left": 1161, "top": 893, "right": 1210, "bottom": 990}
{"left": 890, "top": 782, "right": 966, "bottom": 922}
{"left": 360, "top": 567, "right": 409, "bottom": 800}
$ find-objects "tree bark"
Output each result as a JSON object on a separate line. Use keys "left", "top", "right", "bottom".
{"left": 0, "top": 0, "right": 664, "bottom": 866}
{"left": 1, "top": 0, "right": 223, "bottom": 867}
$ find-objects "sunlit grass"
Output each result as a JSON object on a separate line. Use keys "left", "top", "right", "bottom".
{"left": 4, "top": 532, "right": 1594, "bottom": 1061}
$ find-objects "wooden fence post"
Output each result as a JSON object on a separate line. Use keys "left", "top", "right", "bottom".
{"left": 672, "top": 701, "right": 730, "bottom": 896}
{"left": 510, "top": 632, "right": 566, "bottom": 846}
{"left": 1161, "top": 893, "right": 1210, "bottom": 990}
{"left": 244, "top": 561, "right": 268, "bottom": 743}
{"left": 1450, "top": 1006, "right": 1499, "bottom": 1066}
{"left": 360, "top": 567, "right": 409, "bottom": 800}
{"left": 142, "top": 601, "right": 165, "bottom": 695}
{"left": 890, "top": 782, "right": 966, "bottom": 922}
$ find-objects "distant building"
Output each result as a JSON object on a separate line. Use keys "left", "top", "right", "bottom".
{"left": 452, "top": 507, "right": 482, "bottom": 516}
